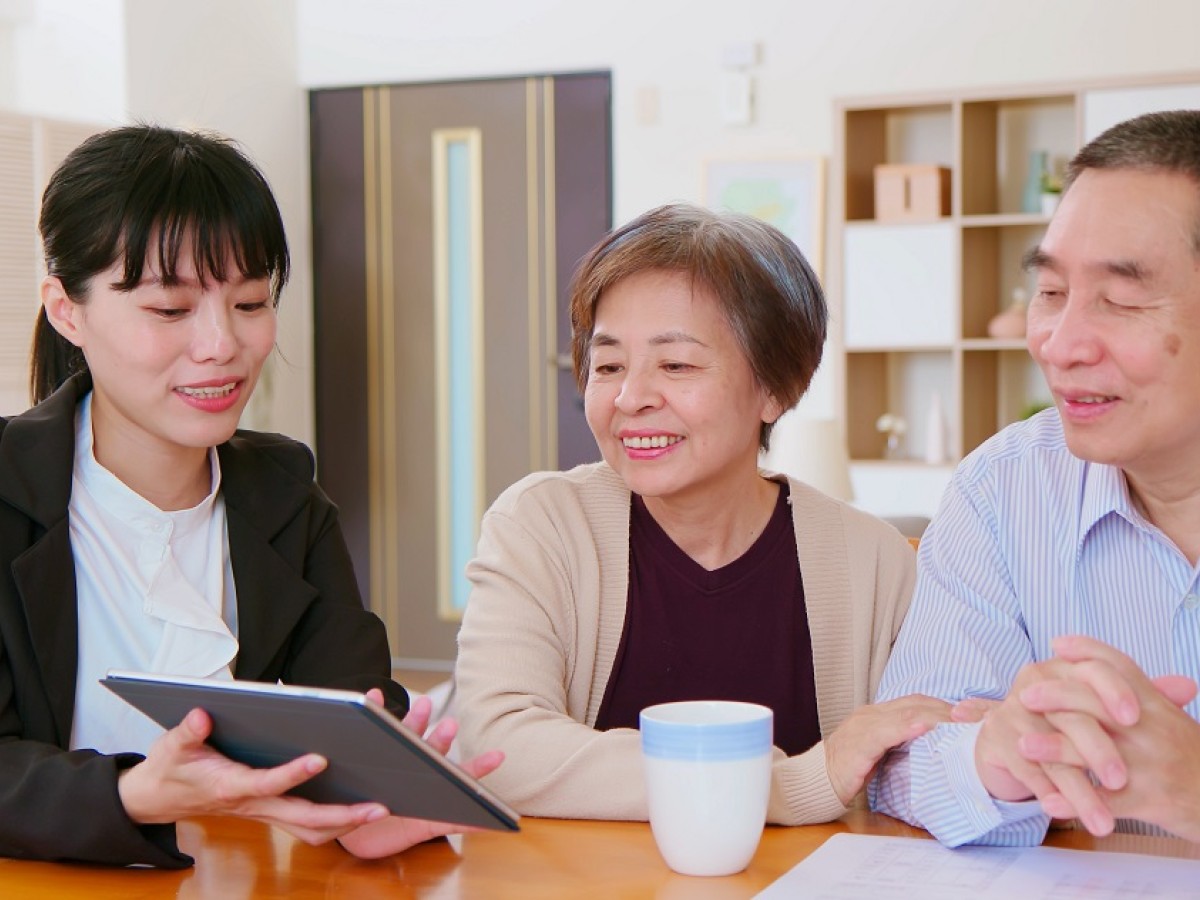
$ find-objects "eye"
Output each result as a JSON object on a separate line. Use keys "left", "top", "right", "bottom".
{"left": 593, "top": 363, "right": 623, "bottom": 376}
{"left": 1103, "top": 296, "right": 1146, "bottom": 311}
{"left": 147, "top": 306, "right": 189, "bottom": 320}
{"left": 235, "top": 300, "right": 272, "bottom": 313}
{"left": 1032, "top": 288, "right": 1065, "bottom": 304}
{"left": 662, "top": 361, "right": 695, "bottom": 373}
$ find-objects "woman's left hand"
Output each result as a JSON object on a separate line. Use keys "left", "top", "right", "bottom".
{"left": 823, "top": 694, "right": 952, "bottom": 806}
{"left": 336, "top": 691, "right": 505, "bottom": 859}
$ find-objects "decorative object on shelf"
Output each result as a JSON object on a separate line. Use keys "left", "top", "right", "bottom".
{"left": 987, "top": 287, "right": 1028, "bottom": 339}
{"left": 704, "top": 156, "right": 826, "bottom": 277}
{"left": 875, "top": 413, "right": 908, "bottom": 460}
{"left": 873, "top": 163, "right": 951, "bottom": 222}
{"left": 1040, "top": 165, "right": 1063, "bottom": 216}
{"left": 1022, "top": 150, "right": 1049, "bottom": 214}
{"left": 923, "top": 392, "right": 948, "bottom": 465}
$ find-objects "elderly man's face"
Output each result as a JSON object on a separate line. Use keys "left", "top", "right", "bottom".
{"left": 1025, "top": 167, "right": 1200, "bottom": 487}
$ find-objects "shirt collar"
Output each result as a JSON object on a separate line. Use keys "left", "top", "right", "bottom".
{"left": 1077, "top": 459, "right": 1139, "bottom": 553}
{"left": 74, "top": 391, "right": 222, "bottom": 536}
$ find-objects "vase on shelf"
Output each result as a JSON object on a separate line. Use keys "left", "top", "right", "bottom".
{"left": 923, "top": 393, "right": 947, "bottom": 465}
{"left": 1022, "top": 150, "right": 1048, "bottom": 214}
{"left": 987, "top": 287, "right": 1028, "bottom": 339}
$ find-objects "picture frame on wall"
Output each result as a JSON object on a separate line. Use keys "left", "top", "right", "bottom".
{"left": 702, "top": 156, "right": 826, "bottom": 277}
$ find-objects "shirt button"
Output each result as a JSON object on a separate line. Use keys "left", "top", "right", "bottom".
{"left": 1184, "top": 594, "right": 1200, "bottom": 611}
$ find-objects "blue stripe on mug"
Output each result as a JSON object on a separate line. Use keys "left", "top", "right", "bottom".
{"left": 640, "top": 703, "right": 772, "bottom": 761}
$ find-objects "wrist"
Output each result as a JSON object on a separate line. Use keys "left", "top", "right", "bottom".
{"left": 117, "top": 763, "right": 164, "bottom": 825}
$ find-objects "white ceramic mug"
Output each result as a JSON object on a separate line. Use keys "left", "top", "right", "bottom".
{"left": 640, "top": 700, "right": 773, "bottom": 877}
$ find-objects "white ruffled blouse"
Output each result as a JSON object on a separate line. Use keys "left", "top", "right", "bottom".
{"left": 68, "top": 393, "right": 239, "bottom": 755}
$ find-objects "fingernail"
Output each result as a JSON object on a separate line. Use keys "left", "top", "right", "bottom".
{"left": 366, "top": 805, "right": 388, "bottom": 822}
{"left": 305, "top": 755, "right": 327, "bottom": 774}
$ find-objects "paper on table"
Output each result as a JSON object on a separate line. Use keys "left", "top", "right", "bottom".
{"left": 755, "top": 833, "right": 1200, "bottom": 899}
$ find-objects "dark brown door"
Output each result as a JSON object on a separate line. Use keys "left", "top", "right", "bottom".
{"left": 310, "top": 74, "right": 609, "bottom": 666}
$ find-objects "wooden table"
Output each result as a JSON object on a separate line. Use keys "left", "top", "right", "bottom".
{"left": 2, "top": 810, "right": 1197, "bottom": 899}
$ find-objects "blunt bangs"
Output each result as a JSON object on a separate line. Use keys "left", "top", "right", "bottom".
{"left": 111, "top": 134, "right": 290, "bottom": 300}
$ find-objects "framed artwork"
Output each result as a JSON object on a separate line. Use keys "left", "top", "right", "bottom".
{"left": 703, "top": 156, "right": 826, "bottom": 277}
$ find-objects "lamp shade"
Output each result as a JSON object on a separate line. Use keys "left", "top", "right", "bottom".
{"left": 761, "top": 413, "right": 854, "bottom": 502}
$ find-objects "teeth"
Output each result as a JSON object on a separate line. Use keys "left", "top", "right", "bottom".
{"left": 179, "top": 384, "right": 236, "bottom": 398}
{"left": 622, "top": 435, "right": 681, "bottom": 449}
{"left": 1075, "top": 396, "right": 1112, "bottom": 404}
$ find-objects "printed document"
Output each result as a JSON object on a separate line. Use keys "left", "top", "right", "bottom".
{"left": 756, "top": 833, "right": 1200, "bottom": 899}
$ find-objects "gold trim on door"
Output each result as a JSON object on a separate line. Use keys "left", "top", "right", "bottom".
{"left": 542, "top": 77, "right": 559, "bottom": 469}
{"left": 363, "top": 87, "right": 401, "bottom": 636}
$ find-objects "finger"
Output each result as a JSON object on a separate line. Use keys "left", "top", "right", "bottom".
{"left": 951, "top": 698, "right": 998, "bottom": 723}
{"left": 1051, "top": 635, "right": 1143, "bottom": 683}
{"left": 1040, "top": 762, "right": 1114, "bottom": 837}
{"left": 459, "top": 749, "right": 504, "bottom": 780}
{"left": 984, "top": 749, "right": 1063, "bottom": 808}
{"left": 421, "top": 715, "right": 459, "bottom": 756}
{"left": 1016, "top": 712, "right": 1126, "bottom": 790}
{"left": 223, "top": 753, "right": 333, "bottom": 803}
{"left": 263, "top": 801, "right": 389, "bottom": 845}
{"left": 178, "top": 707, "right": 213, "bottom": 744}
{"left": 1019, "top": 673, "right": 1138, "bottom": 729}
{"left": 365, "top": 688, "right": 385, "bottom": 706}
{"left": 1151, "top": 675, "right": 1199, "bottom": 708}
{"left": 401, "top": 694, "right": 433, "bottom": 736}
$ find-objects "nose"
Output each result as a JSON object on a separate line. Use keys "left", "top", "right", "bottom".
{"left": 613, "top": 363, "right": 662, "bottom": 415}
{"left": 1028, "top": 293, "right": 1103, "bottom": 371}
{"left": 191, "top": 298, "right": 237, "bottom": 364}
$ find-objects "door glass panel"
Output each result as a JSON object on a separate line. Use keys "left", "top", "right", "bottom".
{"left": 433, "top": 129, "right": 484, "bottom": 620}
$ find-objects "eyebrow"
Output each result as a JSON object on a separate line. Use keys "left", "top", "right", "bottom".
{"left": 590, "top": 329, "right": 709, "bottom": 349}
{"left": 1021, "top": 246, "right": 1151, "bottom": 282}
{"left": 134, "top": 273, "right": 259, "bottom": 289}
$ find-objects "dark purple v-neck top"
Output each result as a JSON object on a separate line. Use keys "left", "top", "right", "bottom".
{"left": 594, "top": 483, "right": 821, "bottom": 756}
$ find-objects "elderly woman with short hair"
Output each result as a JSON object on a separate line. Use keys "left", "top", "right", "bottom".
{"left": 454, "top": 203, "right": 947, "bottom": 825}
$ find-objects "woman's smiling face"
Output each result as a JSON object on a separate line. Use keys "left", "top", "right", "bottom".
{"left": 44, "top": 247, "right": 276, "bottom": 467}
{"left": 583, "top": 268, "right": 779, "bottom": 504}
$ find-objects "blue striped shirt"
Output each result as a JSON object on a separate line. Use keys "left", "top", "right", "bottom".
{"left": 869, "top": 410, "right": 1200, "bottom": 846}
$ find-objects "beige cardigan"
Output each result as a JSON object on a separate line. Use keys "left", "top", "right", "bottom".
{"left": 454, "top": 463, "right": 915, "bottom": 825}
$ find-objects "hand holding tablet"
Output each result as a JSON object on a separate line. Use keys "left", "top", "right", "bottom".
{"left": 102, "top": 671, "right": 518, "bottom": 834}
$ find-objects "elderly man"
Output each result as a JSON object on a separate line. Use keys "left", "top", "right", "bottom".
{"left": 871, "top": 109, "right": 1200, "bottom": 847}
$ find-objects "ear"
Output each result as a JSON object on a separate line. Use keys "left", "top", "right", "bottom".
{"left": 41, "top": 276, "right": 85, "bottom": 347}
{"left": 761, "top": 392, "right": 785, "bottom": 426}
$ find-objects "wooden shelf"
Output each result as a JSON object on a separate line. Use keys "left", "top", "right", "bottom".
{"left": 834, "top": 73, "right": 1200, "bottom": 465}
{"left": 961, "top": 338, "right": 1029, "bottom": 351}
{"left": 961, "top": 213, "right": 1052, "bottom": 228}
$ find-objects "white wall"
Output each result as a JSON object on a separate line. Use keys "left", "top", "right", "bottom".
{"left": 11, "top": 0, "right": 1200, "bottom": 513}
{"left": 296, "top": 0, "right": 1200, "bottom": 515}
{"left": 298, "top": 0, "right": 1200, "bottom": 223}
{"left": 5, "top": 0, "right": 125, "bottom": 124}
{"left": 123, "top": 0, "right": 313, "bottom": 445}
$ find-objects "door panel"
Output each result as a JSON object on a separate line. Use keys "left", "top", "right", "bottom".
{"left": 311, "top": 74, "right": 610, "bottom": 665}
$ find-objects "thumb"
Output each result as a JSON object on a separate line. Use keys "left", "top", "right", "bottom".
{"left": 175, "top": 707, "right": 212, "bottom": 745}
{"left": 1151, "top": 675, "right": 1198, "bottom": 708}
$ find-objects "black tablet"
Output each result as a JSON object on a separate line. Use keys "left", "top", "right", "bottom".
{"left": 101, "top": 670, "right": 519, "bottom": 832}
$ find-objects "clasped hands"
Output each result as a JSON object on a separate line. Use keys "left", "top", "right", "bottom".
{"left": 117, "top": 690, "right": 504, "bottom": 859}
{"left": 974, "top": 635, "right": 1200, "bottom": 841}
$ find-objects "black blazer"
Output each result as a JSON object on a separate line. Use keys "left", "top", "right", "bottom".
{"left": 0, "top": 375, "right": 408, "bottom": 867}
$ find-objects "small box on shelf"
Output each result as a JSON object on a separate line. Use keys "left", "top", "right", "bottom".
{"left": 873, "top": 164, "right": 951, "bottom": 221}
